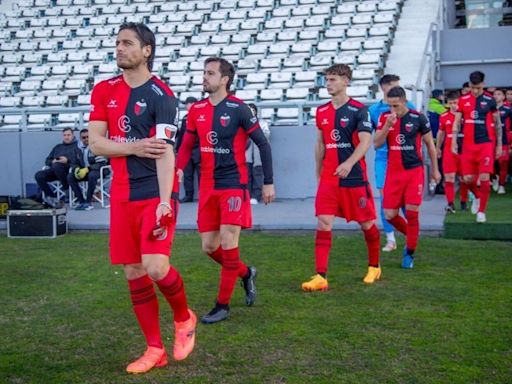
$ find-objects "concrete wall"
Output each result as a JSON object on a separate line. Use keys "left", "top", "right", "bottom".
{"left": 439, "top": 26, "right": 512, "bottom": 88}
{"left": 0, "top": 127, "right": 378, "bottom": 199}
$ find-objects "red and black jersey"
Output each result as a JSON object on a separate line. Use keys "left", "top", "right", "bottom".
{"left": 439, "top": 111, "right": 464, "bottom": 155}
{"left": 316, "top": 99, "right": 372, "bottom": 187}
{"left": 377, "top": 109, "right": 431, "bottom": 172}
{"left": 498, "top": 104, "right": 512, "bottom": 145}
{"left": 177, "top": 95, "right": 273, "bottom": 190}
{"left": 457, "top": 93, "right": 497, "bottom": 146}
{"left": 90, "top": 75, "right": 180, "bottom": 202}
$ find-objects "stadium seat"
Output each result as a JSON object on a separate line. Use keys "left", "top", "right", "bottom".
{"left": 286, "top": 87, "right": 309, "bottom": 100}
{"left": 46, "top": 95, "right": 69, "bottom": 106}
{"left": 276, "top": 108, "right": 300, "bottom": 124}
{"left": 260, "top": 89, "right": 283, "bottom": 101}
{"left": 270, "top": 72, "right": 292, "bottom": 88}
{"left": 22, "top": 96, "right": 45, "bottom": 107}
{"left": 245, "top": 73, "right": 268, "bottom": 90}
{"left": 0, "top": 96, "right": 21, "bottom": 108}
{"left": 27, "top": 114, "right": 53, "bottom": 130}
{"left": 236, "top": 89, "right": 258, "bottom": 102}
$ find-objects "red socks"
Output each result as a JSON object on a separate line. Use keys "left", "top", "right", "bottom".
{"left": 217, "top": 247, "right": 241, "bottom": 305}
{"left": 405, "top": 210, "right": 419, "bottom": 252}
{"left": 445, "top": 181, "right": 455, "bottom": 204}
{"left": 499, "top": 160, "right": 509, "bottom": 185}
{"left": 315, "top": 230, "right": 332, "bottom": 275}
{"left": 363, "top": 224, "right": 380, "bottom": 267}
{"left": 128, "top": 275, "right": 162, "bottom": 348}
{"left": 156, "top": 267, "right": 190, "bottom": 323}
{"left": 460, "top": 182, "right": 468, "bottom": 203}
{"left": 388, "top": 215, "right": 407, "bottom": 235}
{"left": 479, "top": 180, "right": 491, "bottom": 213}
{"left": 466, "top": 180, "right": 481, "bottom": 199}
{"left": 208, "top": 246, "right": 248, "bottom": 278}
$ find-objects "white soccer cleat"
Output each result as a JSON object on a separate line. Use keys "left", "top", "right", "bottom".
{"left": 250, "top": 198, "right": 258, "bottom": 205}
{"left": 471, "top": 198, "right": 480, "bottom": 215}
{"left": 497, "top": 186, "right": 506, "bottom": 195}
{"left": 491, "top": 178, "right": 499, "bottom": 192}
{"left": 476, "top": 212, "right": 486, "bottom": 223}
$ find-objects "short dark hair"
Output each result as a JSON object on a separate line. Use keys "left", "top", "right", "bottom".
{"left": 118, "top": 22, "right": 156, "bottom": 71}
{"left": 469, "top": 71, "right": 485, "bottom": 85}
{"left": 446, "top": 90, "right": 460, "bottom": 100}
{"left": 324, "top": 64, "right": 352, "bottom": 80}
{"left": 493, "top": 88, "right": 505, "bottom": 95}
{"left": 204, "top": 57, "right": 235, "bottom": 92}
{"left": 462, "top": 82, "right": 469, "bottom": 88}
{"left": 248, "top": 103, "right": 257, "bottom": 113}
{"left": 387, "top": 86, "right": 407, "bottom": 99}
{"left": 379, "top": 74, "right": 400, "bottom": 86}
{"left": 80, "top": 128, "right": 88, "bottom": 135}
{"left": 63, "top": 127, "right": 73, "bottom": 133}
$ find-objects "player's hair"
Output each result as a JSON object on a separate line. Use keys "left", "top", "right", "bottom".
{"left": 204, "top": 57, "right": 235, "bottom": 92}
{"left": 62, "top": 127, "right": 73, "bottom": 133}
{"left": 118, "top": 22, "right": 156, "bottom": 71}
{"left": 79, "top": 128, "right": 88, "bottom": 134}
{"left": 324, "top": 64, "right": 352, "bottom": 80}
{"left": 446, "top": 90, "right": 459, "bottom": 100}
{"left": 379, "top": 74, "right": 400, "bottom": 86}
{"left": 387, "top": 86, "right": 407, "bottom": 99}
{"left": 469, "top": 71, "right": 485, "bottom": 85}
{"left": 493, "top": 88, "right": 505, "bottom": 95}
{"left": 248, "top": 103, "right": 258, "bottom": 113}
{"left": 462, "top": 82, "right": 469, "bottom": 88}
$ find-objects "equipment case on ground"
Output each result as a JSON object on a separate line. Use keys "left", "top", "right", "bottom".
{"left": 7, "top": 208, "right": 67, "bottom": 238}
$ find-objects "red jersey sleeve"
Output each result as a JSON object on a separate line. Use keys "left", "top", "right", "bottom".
{"left": 89, "top": 82, "right": 108, "bottom": 122}
{"left": 377, "top": 113, "right": 388, "bottom": 131}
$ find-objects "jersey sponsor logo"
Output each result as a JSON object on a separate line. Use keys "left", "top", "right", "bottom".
{"left": 107, "top": 99, "right": 118, "bottom": 109}
{"left": 226, "top": 101, "right": 239, "bottom": 108}
{"left": 206, "top": 131, "right": 218, "bottom": 145}
{"left": 194, "top": 102, "right": 208, "bottom": 109}
{"left": 330, "top": 129, "right": 341, "bottom": 141}
{"left": 470, "top": 110, "right": 479, "bottom": 119}
{"left": 110, "top": 134, "right": 139, "bottom": 143}
{"left": 197, "top": 114, "right": 206, "bottom": 122}
{"left": 220, "top": 113, "right": 231, "bottom": 127}
{"left": 318, "top": 105, "right": 329, "bottom": 112}
{"left": 358, "top": 197, "right": 367, "bottom": 209}
{"left": 151, "top": 84, "right": 164, "bottom": 96}
{"left": 390, "top": 134, "right": 414, "bottom": 151}
{"left": 156, "top": 123, "right": 177, "bottom": 140}
{"left": 396, "top": 134, "right": 406, "bottom": 145}
{"left": 321, "top": 118, "right": 329, "bottom": 126}
{"left": 340, "top": 117, "right": 349, "bottom": 128}
{"left": 108, "top": 77, "right": 122, "bottom": 85}
{"left": 480, "top": 101, "right": 487, "bottom": 108}
{"left": 326, "top": 142, "right": 351, "bottom": 149}
{"left": 347, "top": 106, "right": 358, "bottom": 112}
{"left": 250, "top": 116, "right": 258, "bottom": 124}
{"left": 118, "top": 115, "right": 131, "bottom": 133}
{"left": 134, "top": 99, "right": 147, "bottom": 116}
{"left": 201, "top": 146, "right": 231, "bottom": 154}
{"left": 405, "top": 122, "right": 414, "bottom": 132}
{"left": 410, "top": 113, "right": 419, "bottom": 119}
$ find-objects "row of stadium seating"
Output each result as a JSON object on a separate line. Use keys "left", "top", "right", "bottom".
{"left": 0, "top": 0, "right": 403, "bottom": 128}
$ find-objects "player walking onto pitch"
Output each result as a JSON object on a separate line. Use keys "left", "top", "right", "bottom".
{"left": 89, "top": 23, "right": 196, "bottom": 374}
{"left": 452, "top": 71, "right": 503, "bottom": 223}
{"left": 301, "top": 64, "right": 381, "bottom": 292}
{"left": 177, "top": 57, "right": 275, "bottom": 324}
{"left": 374, "top": 86, "right": 441, "bottom": 269}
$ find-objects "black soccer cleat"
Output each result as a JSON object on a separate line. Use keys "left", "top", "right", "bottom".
{"left": 241, "top": 266, "right": 257, "bottom": 307}
{"left": 200, "top": 304, "right": 230, "bottom": 324}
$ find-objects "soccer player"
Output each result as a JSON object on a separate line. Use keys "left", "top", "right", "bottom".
{"left": 369, "top": 74, "right": 416, "bottom": 252}
{"left": 177, "top": 57, "right": 275, "bottom": 324}
{"left": 88, "top": 23, "right": 196, "bottom": 374}
{"left": 301, "top": 63, "right": 381, "bottom": 291}
{"left": 436, "top": 91, "right": 469, "bottom": 212}
{"left": 505, "top": 89, "right": 512, "bottom": 106}
{"left": 374, "top": 86, "right": 441, "bottom": 269}
{"left": 493, "top": 88, "right": 512, "bottom": 194}
{"left": 452, "top": 71, "right": 503, "bottom": 223}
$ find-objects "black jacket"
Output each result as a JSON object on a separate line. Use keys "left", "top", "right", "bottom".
{"left": 45, "top": 139, "right": 81, "bottom": 168}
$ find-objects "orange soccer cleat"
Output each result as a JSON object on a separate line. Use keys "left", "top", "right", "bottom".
{"left": 301, "top": 274, "right": 329, "bottom": 291}
{"left": 126, "top": 346, "right": 168, "bottom": 374}
{"left": 173, "top": 309, "right": 197, "bottom": 361}
{"left": 363, "top": 266, "right": 382, "bottom": 284}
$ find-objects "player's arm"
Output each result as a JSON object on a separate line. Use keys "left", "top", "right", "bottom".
{"left": 419, "top": 113, "right": 441, "bottom": 183}
{"left": 315, "top": 130, "right": 325, "bottom": 181}
{"left": 493, "top": 110, "right": 503, "bottom": 156}
{"left": 374, "top": 113, "right": 395, "bottom": 148}
{"left": 435, "top": 121, "right": 445, "bottom": 159}
{"left": 335, "top": 131, "right": 371, "bottom": 178}
{"left": 451, "top": 109, "right": 462, "bottom": 154}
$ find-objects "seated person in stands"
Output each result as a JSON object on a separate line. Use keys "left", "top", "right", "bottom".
{"left": 67, "top": 128, "right": 108, "bottom": 210}
{"left": 35, "top": 127, "right": 80, "bottom": 207}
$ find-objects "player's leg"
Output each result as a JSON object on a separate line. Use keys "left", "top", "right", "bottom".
{"left": 461, "top": 148, "right": 481, "bottom": 214}
{"left": 498, "top": 147, "right": 509, "bottom": 194}
{"left": 375, "top": 158, "right": 396, "bottom": 252}
{"left": 444, "top": 172, "right": 457, "bottom": 212}
{"left": 382, "top": 173, "right": 407, "bottom": 235}
{"left": 475, "top": 144, "right": 494, "bottom": 222}
{"left": 360, "top": 219, "right": 381, "bottom": 284}
{"left": 384, "top": 208, "right": 407, "bottom": 235}
{"left": 401, "top": 204, "right": 420, "bottom": 269}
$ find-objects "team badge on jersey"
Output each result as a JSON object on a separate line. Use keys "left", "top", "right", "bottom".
{"left": 134, "top": 99, "right": 147, "bottom": 116}
{"left": 358, "top": 197, "right": 367, "bottom": 208}
{"left": 156, "top": 123, "right": 177, "bottom": 141}
{"left": 480, "top": 101, "right": 487, "bottom": 108}
{"left": 340, "top": 117, "right": 349, "bottom": 128}
{"left": 220, "top": 114, "right": 231, "bottom": 127}
{"left": 405, "top": 122, "right": 414, "bottom": 132}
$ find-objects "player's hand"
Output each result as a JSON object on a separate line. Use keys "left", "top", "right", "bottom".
{"left": 451, "top": 140, "right": 458, "bottom": 155}
{"left": 176, "top": 168, "right": 184, "bottom": 183}
{"left": 133, "top": 137, "right": 168, "bottom": 159}
{"left": 436, "top": 148, "right": 442, "bottom": 159}
{"left": 152, "top": 202, "right": 172, "bottom": 239}
{"left": 432, "top": 169, "right": 442, "bottom": 184}
{"left": 495, "top": 145, "right": 503, "bottom": 159}
{"left": 262, "top": 184, "right": 275, "bottom": 205}
{"left": 334, "top": 161, "right": 353, "bottom": 178}
{"left": 384, "top": 112, "right": 397, "bottom": 129}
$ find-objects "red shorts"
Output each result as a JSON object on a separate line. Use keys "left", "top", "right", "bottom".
{"left": 109, "top": 197, "right": 178, "bottom": 265}
{"left": 442, "top": 149, "right": 462, "bottom": 174}
{"left": 197, "top": 188, "right": 252, "bottom": 233}
{"left": 315, "top": 182, "right": 376, "bottom": 223}
{"left": 498, "top": 145, "right": 510, "bottom": 162}
{"left": 461, "top": 143, "right": 494, "bottom": 176}
{"left": 383, "top": 167, "right": 424, "bottom": 209}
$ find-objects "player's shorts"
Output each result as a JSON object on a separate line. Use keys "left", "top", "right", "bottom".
{"left": 461, "top": 143, "right": 494, "bottom": 176}
{"left": 110, "top": 197, "right": 178, "bottom": 265}
{"left": 315, "top": 182, "right": 376, "bottom": 223}
{"left": 374, "top": 157, "right": 387, "bottom": 190}
{"left": 442, "top": 148, "right": 462, "bottom": 174}
{"left": 498, "top": 145, "right": 510, "bottom": 162}
{"left": 197, "top": 188, "right": 252, "bottom": 233}
{"left": 383, "top": 167, "right": 424, "bottom": 209}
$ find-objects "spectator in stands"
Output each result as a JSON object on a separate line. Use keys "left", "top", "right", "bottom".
{"left": 427, "top": 89, "right": 447, "bottom": 138}
{"left": 67, "top": 128, "right": 108, "bottom": 210}
{"left": 505, "top": 89, "right": 512, "bottom": 106}
{"left": 461, "top": 82, "right": 471, "bottom": 95}
{"left": 176, "top": 96, "right": 199, "bottom": 203}
{"left": 35, "top": 127, "right": 79, "bottom": 207}
{"left": 246, "top": 103, "right": 271, "bottom": 205}
{"left": 369, "top": 74, "right": 415, "bottom": 252}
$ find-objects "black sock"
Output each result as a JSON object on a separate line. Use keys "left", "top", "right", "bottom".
{"left": 318, "top": 272, "right": 326, "bottom": 278}
{"left": 215, "top": 302, "right": 229, "bottom": 311}
{"left": 369, "top": 264, "right": 379, "bottom": 268}
{"left": 406, "top": 249, "right": 415, "bottom": 256}
{"left": 243, "top": 269, "right": 251, "bottom": 280}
